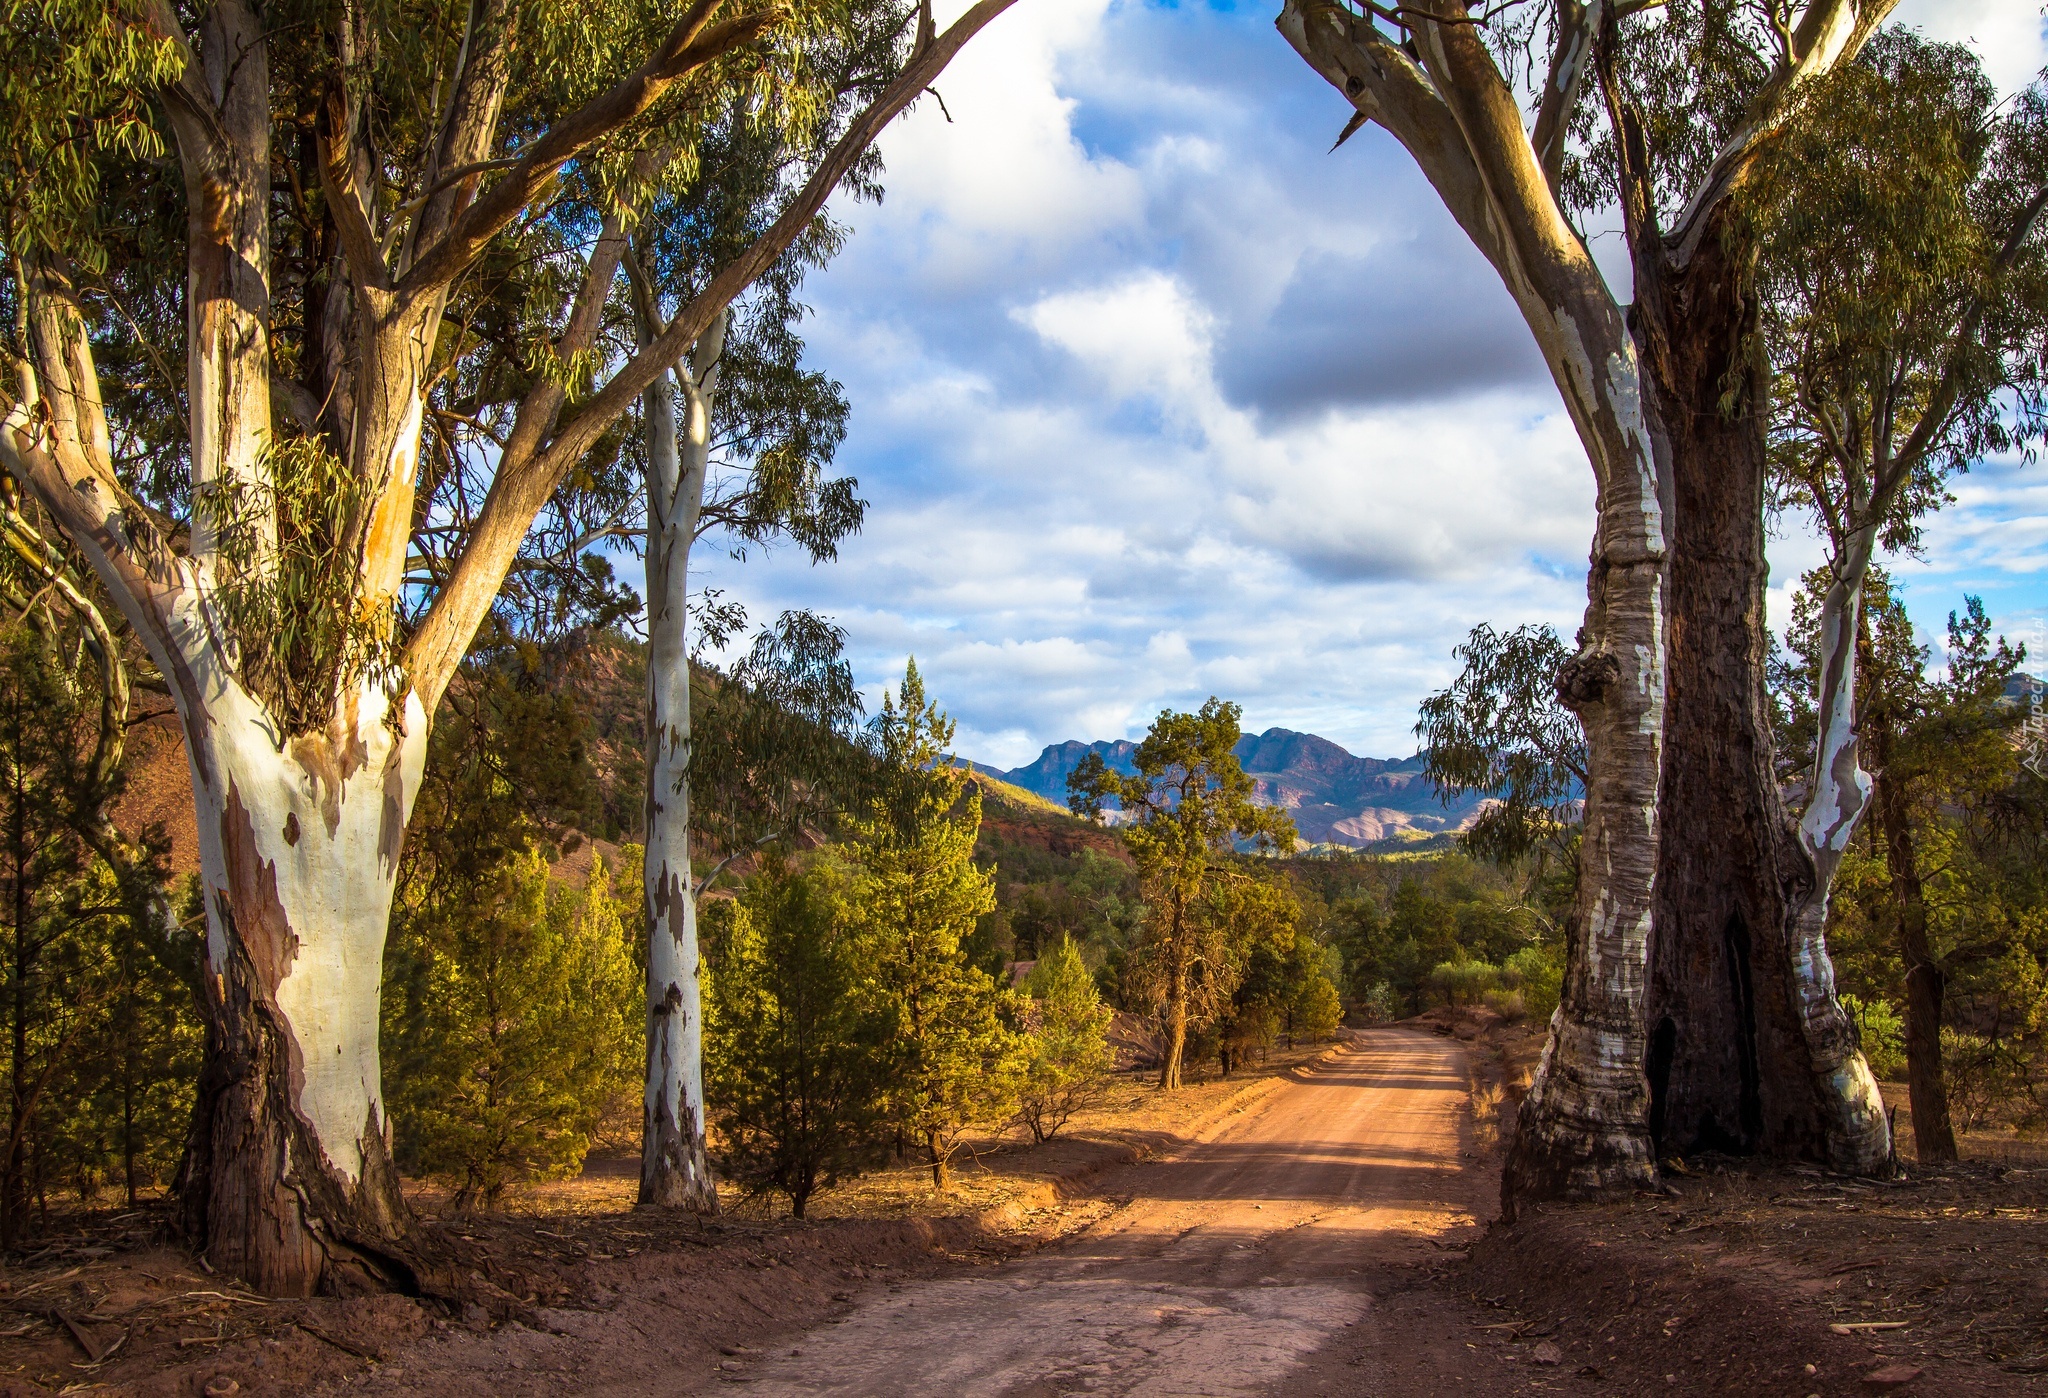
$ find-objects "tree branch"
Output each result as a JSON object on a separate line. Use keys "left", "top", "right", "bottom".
{"left": 399, "top": 0, "right": 781, "bottom": 298}
{"left": 403, "top": 0, "right": 1023, "bottom": 714}
{"left": 1531, "top": 0, "right": 1602, "bottom": 197}
{"left": 1667, "top": 0, "right": 1901, "bottom": 263}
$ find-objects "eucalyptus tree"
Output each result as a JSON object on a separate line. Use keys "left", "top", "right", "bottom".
{"left": 1418, "top": 622, "right": 1585, "bottom": 872}
{"left": 621, "top": 75, "right": 876, "bottom": 1209}
{"left": 1751, "top": 35, "right": 2048, "bottom": 1162}
{"left": 1, "top": 0, "right": 1017, "bottom": 1293}
{"left": 1068, "top": 699, "right": 1296, "bottom": 1090}
{"left": 1279, "top": 0, "right": 1897, "bottom": 1199}
{"left": 1785, "top": 576, "right": 2030, "bottom": 1162}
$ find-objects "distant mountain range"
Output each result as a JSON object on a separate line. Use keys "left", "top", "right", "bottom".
{"left": 967, "top": 728, "right": 1486, "bottom": 848}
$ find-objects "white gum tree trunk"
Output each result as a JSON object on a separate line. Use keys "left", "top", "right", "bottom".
{"left": 3, "top": 0, "right": 1018, "bottom": 1291}
{"left": 1282, "top": 0, "right": 1900, "bottom": 1196}
{"left": 1786, "top": 524, "right": 1889, "bottom": 1170}
{"left": 1280, "top": 0, "right": 1666, "bottom": 1199}
{"left": 176, "top": 647, "right": 430, "bottom": 1292}
{"left": 1, "top": 339, "right": 431, "bottom": 1295}
{"left": 639, "top": 309, "right": 727, "bottom": 1210}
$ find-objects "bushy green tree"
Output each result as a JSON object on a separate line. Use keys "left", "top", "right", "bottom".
{"left": 853, "top": 661, "right": 1020, "bottom": 1189}
{"left": 386, "top": 848, "right": 640, "bottom": 1208}
{"left": 1793, "top": 573, "right": 2047, "bottom": 1159}
{"left": 704, "top": 853, "right": 888, "bottom": 1216}
{"left": 1503, "top": 945, "right": 1564, "bottom": 1025}
{"left": 1069, "top": 699, "right": 1296, "bottom": 1089}
{"left": 1016, "top": 936, "right": 1113, "bottom": 1144}
{"left": 0, "top": 622, "right": 190, "bottom": 1242}
{"left": 1292, "top": 975, "right": 1343, "bottom": 1042}
{"left": 1417, "top": 623, "right": 1584, "bottom": 872}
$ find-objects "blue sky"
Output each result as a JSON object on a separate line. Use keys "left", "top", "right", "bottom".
{"left": 689, "top": 0, "right": 2048, "bottom": 768}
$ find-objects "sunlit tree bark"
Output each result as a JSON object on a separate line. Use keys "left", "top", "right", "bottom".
{"left": 1279, "top": 0, "right": 1898, "bottom": 1202}
{"left": 2, "top": 0, "right": 1018, "bottom": 1292}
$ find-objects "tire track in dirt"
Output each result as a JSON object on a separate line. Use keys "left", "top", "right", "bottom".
{"left": 716, "top": 1028, "right": 1485, "bottom": 1396}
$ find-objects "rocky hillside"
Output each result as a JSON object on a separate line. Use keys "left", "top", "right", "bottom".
{"left": 972, "top": 727, "right": 1484, "bottom": 848}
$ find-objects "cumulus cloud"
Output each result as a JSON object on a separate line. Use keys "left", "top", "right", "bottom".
{"left": 688, "top": 0, "right": 2048, "bottom": 770}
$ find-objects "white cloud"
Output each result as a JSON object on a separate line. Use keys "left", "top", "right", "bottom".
{"left": 689, "top": 0, "right": 2047, "bottom": 771}
{"left": 1893, "top": 0, "right": 2046, "bottom": 96}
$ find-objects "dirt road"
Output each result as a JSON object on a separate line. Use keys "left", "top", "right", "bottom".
{"left": 725, "top": 1028, "right": 1494, "bottom": 1396}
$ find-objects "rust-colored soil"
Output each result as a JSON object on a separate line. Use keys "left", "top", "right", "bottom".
{"left": 1465, "top": 1161, "right": 2048, "bottom": 1395}
{"left": 8, "top": 1017, "right": 2044, "bottom": 1395}
{"left": 0, "top": 1048, "right": 1338, "bottom": 1394}
{"left": 1447, "top": 1007, "right": 2048, "bottom": 1395}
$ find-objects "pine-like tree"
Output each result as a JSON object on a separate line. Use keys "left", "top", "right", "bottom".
{"left": 704, "top": 854, "right": 888, "bottom": 1216}
{"left": 1069, "top": 700, "right": 1296, "bottom": 1089}
{"left": 852, "top": 661, "right": 1020, "bottom": 1190}
{"left": 1017, "top": 936, "right": 1114, "bottom": 1144}
{"left": 385, "top": 848, "right": 640, "bottom": 1209}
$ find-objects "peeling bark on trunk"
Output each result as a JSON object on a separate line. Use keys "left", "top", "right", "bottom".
{"left": 0, "top": 0, "right": 1021, "bottom": 1291}
{"left": 169, "top": 652, "right": 429, "bottom": 1294}
{"left": 639, "top": 311, "right": 724, "bottom": 1212}
{"left": 1635, "top": 211, "right": 1886, "bottom": 1175}
{"left": 1507, "top": 538, "right": 1664, "bottom": 1202}
{"left": 1277, "top": 0, "right": 1897, "bottom": 1204}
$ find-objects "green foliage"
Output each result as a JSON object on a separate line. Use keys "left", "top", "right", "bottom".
{"left": 1070, "top": 698, "right": 1297, "bottom": 1088}
{"left": 1223, "top": 913, "right": 1340, "bottom": 1071}
{"left": 1016, "top": 936, "right": 1114, "bottom": 1144}
{"left": 0, "top": 0, "right": 179, "bottom": 273}
{"left": 384, "top": 846, "right": 640, "bottom": 1208}
{"left": 1428, "top": 958, "right": 1501, "bottom": 1009}
{"left": 385, "top": 642, "right": 642, "bottom": 1207}
{"left": 1753, "top": 30, "right": 2048, "bottom": 561}
{"left": 1416, "top": 622, "right": 1584, "bottom": 869}
{"left": 192, "top": 436, "right": 399, "bottom": 735}
{"left": 1840, "top": 994, "right": 1906, "bottom": 1081}
{"left": 1503, "top": 945, "right": 1562, "bottom": 1025}
{"left": 0, "top": 625, "right": 191, "bottom": 1240}
{"left": 690, "top": 611, "right": 872, "bottom": 868}
{"left": 852, "top": 661, "right": 1021, "bottom": 1187}
{"left": 703, "top": 853, "right": 889, "bottom": 1217}
{"left": 1806, "top": 573, "right": 2048, "bottom": 1137}
{"left": 1310, "top": 851, "right": 1559, "bottom": 1018}
{"left": 1291, "top": 973, "right": 1343, "bottom": 1041}
{"left": 1356, "top": 981, "right": 1397, "bottom": 1025}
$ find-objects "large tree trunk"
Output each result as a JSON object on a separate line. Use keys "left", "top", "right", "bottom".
{"left": 1277, "top": 0, "right": 1900, "bottom": 1208}
{"left": 1634, "top": 210, "right": 1885, "bottom": 1173}
{"left": 172, "top": 660, "right": 429, "bottom": 1295}
{"left": 638, "top": 310, "right": 725, "bottom": 1212}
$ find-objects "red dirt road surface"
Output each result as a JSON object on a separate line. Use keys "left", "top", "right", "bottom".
{"left": 677, "top": 1028, "right": 1510, "bottom": 1397}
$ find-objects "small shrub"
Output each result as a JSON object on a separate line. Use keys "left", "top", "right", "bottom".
{"left": 1358, "top": 981, "right": 1398, "bottom": 1024}
{"left": 386, "top": 848, "right": 641, "bottom": 1208}
{"left": 1291, "top": 975, "right": 1343, "bottom": 1041}
{"left": 1483, "top": 988, "right": 1526, "bottom": 1022}
{"left": 1428, "top": 959, "right": 1500, "bottom": 1007}
{"left": 706, "top": 855, "right": 891, "bottom": 1217}
{"left": 1941, "top": 1028, "right": 2034, "bottom": 1131}
{"left": 1017, "top": 937, "right": 1114, "bottom": 1144}
{"left": 1502, "top": 945, "right": 1562, "bottom": 1023}
{"left": 1840, "top": 994, "right": 1906, "bottom": 1080}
